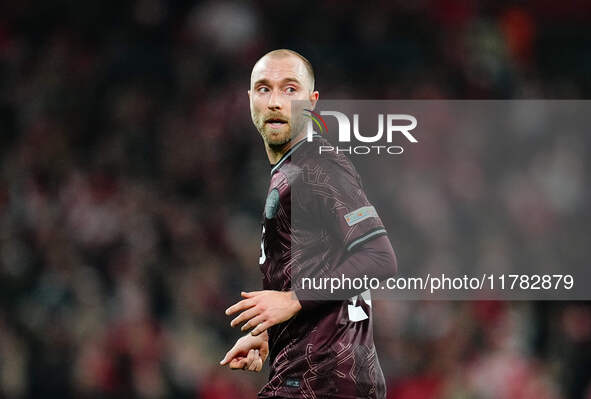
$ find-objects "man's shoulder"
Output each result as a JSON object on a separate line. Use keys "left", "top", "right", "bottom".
{"left": 276, "top": 138, "right": 364, "bottom": 209}
{"left": 292, "top": 136, "right": 358, "bottom": 179}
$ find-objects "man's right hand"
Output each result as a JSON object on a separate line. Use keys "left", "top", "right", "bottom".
{"left": 219, "top": 331, "right": 269, "bottom": 372}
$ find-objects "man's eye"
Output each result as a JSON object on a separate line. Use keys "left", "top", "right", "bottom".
{"left": 286, "top": 87, "right": 297, "bottom": 93}
{"left": 258, "top": 87, "right": 269, "bottom": 93}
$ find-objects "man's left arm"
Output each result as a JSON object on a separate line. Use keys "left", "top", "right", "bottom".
{"left": 293, "top": 233, "right": 397, "bottom": 311}
{"left": 226, "top": 164, "right": 397, "bottom": 335}
{"left": 225, "top": 233, "right": 397, "bottom": 335}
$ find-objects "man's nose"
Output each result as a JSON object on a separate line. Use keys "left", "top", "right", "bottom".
{"left": 267, "top": 89, "right": 282, "bottom": 110}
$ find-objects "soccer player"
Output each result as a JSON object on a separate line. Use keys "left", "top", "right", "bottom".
{"left": 220, "top": 49, "right": 397, "bottom": 398}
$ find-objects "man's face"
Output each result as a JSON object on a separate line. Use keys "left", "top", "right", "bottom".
{"left": 249, "top": 55, "right": 318, "bottom": 149}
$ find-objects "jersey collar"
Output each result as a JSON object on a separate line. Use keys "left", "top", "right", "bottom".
{"left": 270, "top": 133, "right": 320, "bottom": 175}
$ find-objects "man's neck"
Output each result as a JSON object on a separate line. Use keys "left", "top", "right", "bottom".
{"left": 265, "top": 132, "right": 307, "bottom": 165}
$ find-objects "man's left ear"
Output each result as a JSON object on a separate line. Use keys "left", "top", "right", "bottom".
{"left": 309, "top": 91, "right": 319, "bottom": 109}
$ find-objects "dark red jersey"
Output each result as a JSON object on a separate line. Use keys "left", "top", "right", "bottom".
{"left": 258, "top": 135, "right": 388, "bottom": 399}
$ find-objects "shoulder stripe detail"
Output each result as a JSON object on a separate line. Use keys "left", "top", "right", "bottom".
{"left": 346, "top": 228, "right": 387, "bottom": 252}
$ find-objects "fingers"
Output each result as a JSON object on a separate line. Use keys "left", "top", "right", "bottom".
{"left": 229, "top": 357, "right": 247, "bottom": 369}
{"left": 254, "top": 355, "right": 263, "bottom": 371}
{"left": 223, "top": 349, "right": 264, "bottom": 372}
{"left": 227, "top": 350, "right": 262, "bottom": 372}
{"left": 225, "top": 292, "right": 265, "bottom": 317}
{"left": 248, "top": 349, "right": 261, "bottom": 371}
{"left": 251, "top": 321, "right": 270, "bottom": 336}
{"left": 241, "top": 314, "right": 265, "bottom": 332}
{"left": 225, "top": 298, "right": 255, "bottom": 316}
{"left": 241, "top": 291, "right": 263, "bottom": 298}
{"left": 220, "top": 346, "right": 241, "bottom": 366}
{"left": 245, "top": 348, "right": 256, "bottom": 370}
{"left": 231, "top": 307, "right": 259, "bottom": 328}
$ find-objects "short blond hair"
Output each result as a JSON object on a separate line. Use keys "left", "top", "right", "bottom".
{"left": 253, "top": 49, "right": 315, "bottom": 90}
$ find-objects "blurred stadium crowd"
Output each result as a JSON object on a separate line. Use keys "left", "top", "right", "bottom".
{"left": 0, "top": 1, "right": 590, "bottom": 398}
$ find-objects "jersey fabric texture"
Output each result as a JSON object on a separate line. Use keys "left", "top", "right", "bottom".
{"left": 258, "top": 135, "right": 387, "bottom": 399}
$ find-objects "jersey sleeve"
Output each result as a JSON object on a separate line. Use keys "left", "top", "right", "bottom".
{"left": 304, "top": 158, "right": 387, "bottom": 252}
